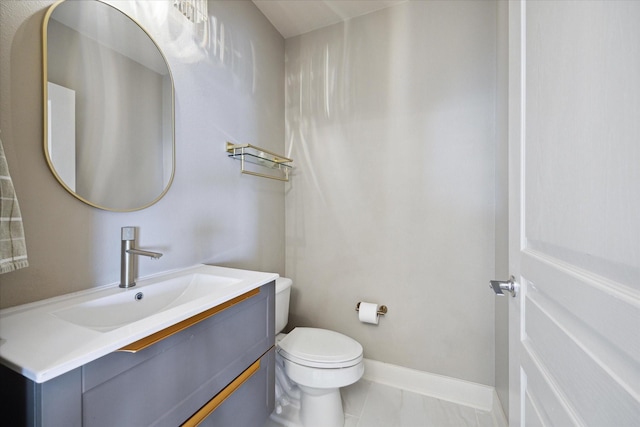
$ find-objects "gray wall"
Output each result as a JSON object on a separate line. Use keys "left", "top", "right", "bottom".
{"left": 1, "top": 0, "right": 510, "bottom": 405}
{"left": 494, "top": 0, "right": 509, "bottom": 415}
{"left": 284, "top": 1, "right": 498, "bottom": 386}
{"left": 0, "top": 0, "right": 285, "bottom": 308}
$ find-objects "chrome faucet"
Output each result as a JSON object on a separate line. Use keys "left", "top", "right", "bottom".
{"left": 120, "top": 226, "right": 163, "bottom": 288}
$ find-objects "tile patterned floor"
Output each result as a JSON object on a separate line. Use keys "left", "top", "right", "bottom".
{"left": 265, "top": 379, "right": 500, "bottom": 427}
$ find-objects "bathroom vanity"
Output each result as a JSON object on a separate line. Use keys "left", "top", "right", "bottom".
{"left": 0, "top": 265, "right": 276, "bottom": 426}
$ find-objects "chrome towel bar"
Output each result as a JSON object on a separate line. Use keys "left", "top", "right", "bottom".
{"left": 226, "top": 142, "right": 293, "bottom": 181}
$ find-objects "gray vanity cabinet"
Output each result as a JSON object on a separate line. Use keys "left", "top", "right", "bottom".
{"left": 0, "top": 281, "right": 275, "bottom": 427}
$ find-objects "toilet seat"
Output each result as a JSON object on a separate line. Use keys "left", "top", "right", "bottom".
{"left": 277, "top": 327, "right": 363, "bottom": 368}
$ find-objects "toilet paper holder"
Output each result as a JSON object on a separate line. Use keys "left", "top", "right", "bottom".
{"left": 355, "top": 302, "right": 388, "bottom": 316}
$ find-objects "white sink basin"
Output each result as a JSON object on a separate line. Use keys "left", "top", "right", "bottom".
{"left": 0, "top": 264, "right": 278, "bottom": 383}
{"left": 52, "top": 273, "right": 241, "bottom": 332}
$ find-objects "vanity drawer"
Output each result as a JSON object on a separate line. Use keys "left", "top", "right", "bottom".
{"left": 184, "top": 346, "right": 275, "bottom": 427}
{"left": 81, "top": 281, "right": 274, "bottom": 427}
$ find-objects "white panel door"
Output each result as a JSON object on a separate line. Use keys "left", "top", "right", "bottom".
{"left": 508, "top": 1, "right": 640, "bottom": 426}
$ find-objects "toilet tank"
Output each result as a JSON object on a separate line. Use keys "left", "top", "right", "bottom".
{"left": 275, "top": 277, "right": 292, "bottom": 334}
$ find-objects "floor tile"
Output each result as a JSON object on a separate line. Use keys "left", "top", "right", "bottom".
{"left": 342, "top": 378, "right": 373, "bottom": 418}
{"left": 397, "top": 390, "right": 429, "bottom": 426}
{"left": 265, "top": 379, "right": 500, "bottom": 427}
{"left": 423, "top": 396, "right": 478, "bottom": 427}
{"left": 476, "top": 409, "right": 497, "bottom": 427}
{"left": 357, "top": 383, "right": 403, "bottom": 427}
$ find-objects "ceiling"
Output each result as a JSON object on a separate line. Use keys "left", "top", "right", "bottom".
{"left": 252, "top": 0, "right": 407, "bottom": 39}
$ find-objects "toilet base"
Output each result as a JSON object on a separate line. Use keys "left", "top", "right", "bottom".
{"left": 269, "top": 388, "right": 345, "bottom": 427}
{"left": 271, "top": 358, "right": 346, "bottom": 427}
{"left": 299, "top": 385, "right": 344, "bottom": 427}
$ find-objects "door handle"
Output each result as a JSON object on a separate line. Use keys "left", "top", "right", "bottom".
{"left": 490, "top": 276, "right": 517, "bottom": 297}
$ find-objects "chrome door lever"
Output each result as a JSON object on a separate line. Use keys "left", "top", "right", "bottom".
{"left": 490, "top": 276, "right": 517, "bottom": 297}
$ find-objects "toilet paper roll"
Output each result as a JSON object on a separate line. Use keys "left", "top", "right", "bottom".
{"left": 358, "top": 302, "right": 379, "bottom": 325}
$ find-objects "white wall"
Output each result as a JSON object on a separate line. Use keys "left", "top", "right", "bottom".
{"left": 285, "top": 1, "right": 498, "bottom": 386}
{"left": 0, "top": 0, "right": 285, "bottom": 308}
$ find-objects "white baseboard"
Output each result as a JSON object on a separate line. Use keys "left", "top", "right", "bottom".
{"left": 362, "top": 358, "right": 497, "bottom": 412}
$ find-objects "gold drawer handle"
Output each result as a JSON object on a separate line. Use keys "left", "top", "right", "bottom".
{"left": 118, "top": 288, "right": 260, "bottom": 353}
{"left": 182, "top": 358, "right": 261, "bottom": 427}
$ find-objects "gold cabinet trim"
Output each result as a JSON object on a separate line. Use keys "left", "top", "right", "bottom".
{"left": 118, "top": 288, "right": 260, "bottom": 353}
{"left": 182, "top": 358, "right": 261, "bottom": 427}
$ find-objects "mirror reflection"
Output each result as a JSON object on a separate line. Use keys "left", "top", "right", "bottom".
{"left": 44, "top": 0, "right": 174, "bottom": 211}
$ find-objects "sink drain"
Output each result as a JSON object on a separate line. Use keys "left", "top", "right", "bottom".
{"left": 134, "top": 292, "right": 144, "bottom": 301}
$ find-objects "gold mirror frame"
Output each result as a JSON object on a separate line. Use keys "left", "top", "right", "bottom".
{"left": 42, "top": 0, "right": 175, "bottom": 212}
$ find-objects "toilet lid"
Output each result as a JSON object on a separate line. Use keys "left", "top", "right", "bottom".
{"left": 277, "top": 327, "right": 363, "bottom": 368}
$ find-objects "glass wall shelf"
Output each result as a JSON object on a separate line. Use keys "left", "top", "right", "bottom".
{"left": 226, "top": 142, "right": 293, "bottom": 182}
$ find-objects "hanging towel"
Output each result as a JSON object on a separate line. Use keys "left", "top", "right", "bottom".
{"left": 0, "top": 134, "right": 29, "bottom": 273}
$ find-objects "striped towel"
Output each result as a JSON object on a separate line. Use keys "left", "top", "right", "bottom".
{"left": 0, "top": 135, "right": 29, "bottom": 274}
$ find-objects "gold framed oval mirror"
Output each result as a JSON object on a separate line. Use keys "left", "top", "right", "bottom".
{"left": 43, "top": 0, "right": 175, "bottom": 211}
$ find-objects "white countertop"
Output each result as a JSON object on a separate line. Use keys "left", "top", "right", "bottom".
{"left": 0, "top": 265, "right": 278, "bottom": 383}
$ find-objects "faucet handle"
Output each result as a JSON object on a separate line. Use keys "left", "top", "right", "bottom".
{"left": 122, "top": 226, "right": 136, "bottom": 241}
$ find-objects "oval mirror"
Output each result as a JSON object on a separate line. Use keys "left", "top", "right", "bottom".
{"left": 43, "top": 0, "right": 175, "bottom": 211}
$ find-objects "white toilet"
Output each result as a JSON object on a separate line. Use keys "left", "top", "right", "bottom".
{"left": 272, "top": 277, "right": 364, "bottom": 427}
